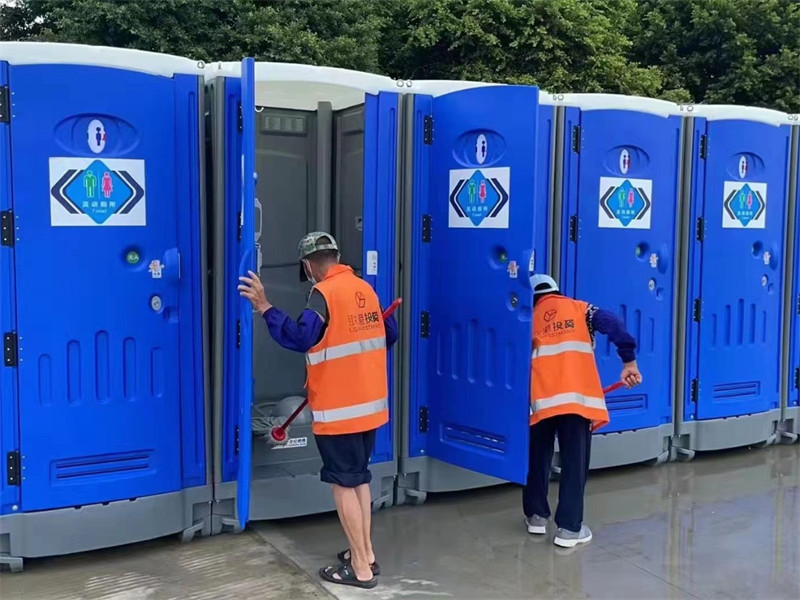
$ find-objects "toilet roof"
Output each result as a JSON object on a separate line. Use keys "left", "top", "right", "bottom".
{"left": 552, "top": 93, "right": 681, "bottom": 118}
{"left": 677, "top": 104, "right": 791, "bottom": 126}
{"left": 0, "top": 42, "right": 204, "bottom": 77}
{"left": 402, "top": 80, "right": 553, "bottom": 104}
{"left": 206, "top": 61, "right": 398, "bottom": 110}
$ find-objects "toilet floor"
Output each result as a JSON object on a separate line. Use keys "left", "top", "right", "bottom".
{"left": 256, "top": 444, "right": 800, "bottom": 600}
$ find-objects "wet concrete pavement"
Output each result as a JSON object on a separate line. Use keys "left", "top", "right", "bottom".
{"left": 0, "top": 530, "right": 329, "bottom": 600}
{"left": 2, "top": 444, "right": 798, "bottom": 599}
{"left": 260, "top": 444, "right": 799, "bottom": 600}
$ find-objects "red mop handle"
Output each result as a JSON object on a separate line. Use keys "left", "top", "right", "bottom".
{"left": 278, "top": 398, "right": 309, "bottom": 435}
{"left": 274, "top": 297, "right": 403, "bottom": 438}
{"left": 603, "top": 381, "right": 625, "bottom": 394}
{"left": 383, "top": 297, "right": 402, "bottom": 319}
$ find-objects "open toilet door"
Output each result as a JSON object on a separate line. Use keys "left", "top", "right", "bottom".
{"left": 411, "top": 86, "right": 539, "bottom": 484}
{"left": 235, "top": 57, "right": 257, "bottom": 530}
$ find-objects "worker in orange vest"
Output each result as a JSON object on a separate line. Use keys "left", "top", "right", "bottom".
{"left": 239, "top": 232, "right": 397, "bottom": 589}
{"left": 525, "top": 275, "right": 642, "bottom": 548}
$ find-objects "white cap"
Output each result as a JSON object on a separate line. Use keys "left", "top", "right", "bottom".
{"left": 530, "top": 274, "right": 559, "bottom": 296}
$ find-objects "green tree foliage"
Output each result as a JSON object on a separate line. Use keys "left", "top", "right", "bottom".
{"left": 233, "top": 0, "right": 388, "bottom": 72}
{"left": 631, "top": 0, "right": 800, "bottom": 112}
{"left": 382, "top": 0, "right": 664, "bottom": 96}
{"left": 2, "top": 0, "right": 245, "bottom": 62}
{"left": 1, "top": 0, "right": 389, "bottom": 69}
{"left": 0, "top": 0, "right": 45, "bottom": 40}
{"left": 1, "top": 0, "right": 797, "bottom": 111}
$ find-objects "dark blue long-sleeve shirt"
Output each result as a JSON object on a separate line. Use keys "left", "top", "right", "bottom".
{"left": 586, "top": 305, "right": 637, "bottom": 364}
{"left": 263, "top": 289, "right": 398, "bottom": 353}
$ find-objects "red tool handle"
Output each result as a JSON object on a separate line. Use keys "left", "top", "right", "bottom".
{"left": 272, "top": 297, "right": 403, "bottom": 440}
{"left": 603, "top": 381, "right": 625, "bottom": 394}
{"left": 383, "top": 297, "right": 402, "bottom": 319}
{"left": 274, "top": 398, "right": 309, "bottom": 440}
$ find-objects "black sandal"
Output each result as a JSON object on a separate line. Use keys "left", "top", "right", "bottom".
{"left": 319, "top": 563, "right": 378, "bottom": 589}
{"left": 337, "top": 548, "right": 381, "bottom": 575}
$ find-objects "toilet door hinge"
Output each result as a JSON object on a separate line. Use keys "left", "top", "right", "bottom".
{"left": 796, "top": 293, "right": 800, "bottom": 315}
{"left": 0, "top": 86, "right": 9, "bottom": 124}
{"left": 418, "top": 407, "right": 429, "bottom": 433}
{"left": 1, "top": 210, "right": 13, "bottom": 246}
{"left": 421, "top": 214, "right": 432, "bottom": 243}
{"left": 237, "top": 211, "right": 242, "bottom": 241}
{"left": 569, "top": 215, "right": 578, "bottom": 242}
{"left": 234, "top": 427, "right": 240, "bottom": 455}
{"left": 6, "top": 451, "right": 19, "bottom": 486}
{"left": 420, "top": 311, "right": 430, "bottom": 338}
{"left": 695, "top": 217, "right": 705, "bottom": 242}
{"left": 794, "top": 368, "right": 800, "bottom": 390}
{"left": 699, "top": 134, "right": 708, "bottom": 159}
{"left": 693, "top": 298, "right": 702, "bottom": 322}
{"left": 690, "top": 379, "right": 699, "bottom": 402}
{"left": 423, "top": 115, "right": 433, "bottom": 145}
{"left": 3, "top": 332, "right": 18, "bottom": 367}
{"left": 237, "top": 103, "right": 243, "bottom": 131}
{"left": 571, "top": 125, "right": 581, "bottom": 153}
{"left": 236, "top": 320, "right": 242, "bottom": 349}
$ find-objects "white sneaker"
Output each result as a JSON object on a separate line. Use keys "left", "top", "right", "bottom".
{"left": 525, "top": 514, "right": 548, "bottom": 535}
{"left": 554, "top": 525, "right": 593, "bottom": 548}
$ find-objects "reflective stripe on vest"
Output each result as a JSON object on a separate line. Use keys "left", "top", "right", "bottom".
{"left": 531, "top": 340, "right": 594, "bottom": 359}
{"left": 530, "top": 391, "right": 606, "bottom": 414}
{"left": 311, "top": 397, "right": 388, "bottom": 424}
{"left": 306, "top": 336, "right": 386, "bottom": 366}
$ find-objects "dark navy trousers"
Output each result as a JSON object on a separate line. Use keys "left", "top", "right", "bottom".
{"left": 522, "top": 414, "right": 592, "bottom": 533}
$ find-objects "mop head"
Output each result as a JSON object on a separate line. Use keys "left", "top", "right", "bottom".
{"left": 251, "top": 415, "right": 288, "bottom": 445}
{"left": 252, "top": 396, "right": 310, "bottom": 446}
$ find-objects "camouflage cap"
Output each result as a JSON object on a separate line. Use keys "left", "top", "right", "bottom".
{"left": 297, "top": 232, "right": 339, "bottom": 260}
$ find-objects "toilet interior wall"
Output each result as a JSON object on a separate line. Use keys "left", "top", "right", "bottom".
{"left": 250, "top": 100, "right": 367, "bottom": 473}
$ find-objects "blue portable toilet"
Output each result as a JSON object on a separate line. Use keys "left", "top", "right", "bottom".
{"left": 782, "top": 114, "right": 800, "bottom": 444}
{"left": 395, "top": 79, "right": 549, "bottom": 505}
{"left": 552, "top": 94, "right": 681, "bottom": 469}
{"left": 394, "top": 80, "right": 556, "bottom": 505}
{"left": 205, "top": 60, "right": 403, "bottom": 529}
{"left": 0, "top": 43, "right": 210, "bottom": 571}
{"left": 674, "top": 104, "right": 794, "bottom": 458}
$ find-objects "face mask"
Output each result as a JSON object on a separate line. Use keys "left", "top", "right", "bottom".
{"left": 303, "top": 260, "right": 316, "bottom": 285}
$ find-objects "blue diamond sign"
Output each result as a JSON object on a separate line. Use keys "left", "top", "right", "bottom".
{"left": 724, "top": 183, "right": 764, "bottom": 227}
{"left": 450, "top": 169, "right": 509, "bottom": 227}
{"left": 50, "top": 159, "right": 145, "bottom": 225}
{"left": 599, "top": 179, "right": 651, "bottom": 228}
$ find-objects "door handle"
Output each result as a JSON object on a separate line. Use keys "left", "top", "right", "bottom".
{"left": 162, "top": 248, "right": 181, "bottom": 282}
{"left": 519, "top": 249, "right": 535, "bottom": 289}
{"left": 254, "top": 196, "right": 263, "bottom": 242}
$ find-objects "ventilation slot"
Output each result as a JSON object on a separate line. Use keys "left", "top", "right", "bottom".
{"left": 712, "top": 382, "right": 760, "bottom": 402}
{"left": 442, "top": 425, "right": 506, "bottom": 454}
{"left": 605, "top": 394, "right": 647, "bottom": 414}
{"left": 53, "top": 451, "right": 152, "bottom": 482}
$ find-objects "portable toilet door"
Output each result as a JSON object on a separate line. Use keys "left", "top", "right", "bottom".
{"left": 675, "top": 105, "right": 793, "bottom": 458}
{"left": 394, "top": 80, "right": 555, "bottom": 505}
{"left": 553, "top": 94, "right": 681, "bottom": 469}
{"left": 207, "top": 60, "right": 402, "bottom": 530}
{"left": 782, "top": 115, "right": 800, "bottom": 444}
{"left": 399, "top": 82, "right": 539, "bottom": 503}
{"left": 0, "top": 43, "right": 210, "bottom": 571}
{"left": 205, "top": 57, "right": 257, "bottom": 532}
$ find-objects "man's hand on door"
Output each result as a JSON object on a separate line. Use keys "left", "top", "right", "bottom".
{"left": 238, "top": 270, "right": 272, "bottom": 315}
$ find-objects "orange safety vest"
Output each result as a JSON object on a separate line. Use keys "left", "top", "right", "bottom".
{"left": 530, "top": 295, "right": 609, "bottom": 431}
{"left": 306, "top": 264, "right": 389, "bottom": 435}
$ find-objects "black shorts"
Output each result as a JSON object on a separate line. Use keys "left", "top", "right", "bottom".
{"left": 315, "top": 429, "right": 377, "bottom": 488}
